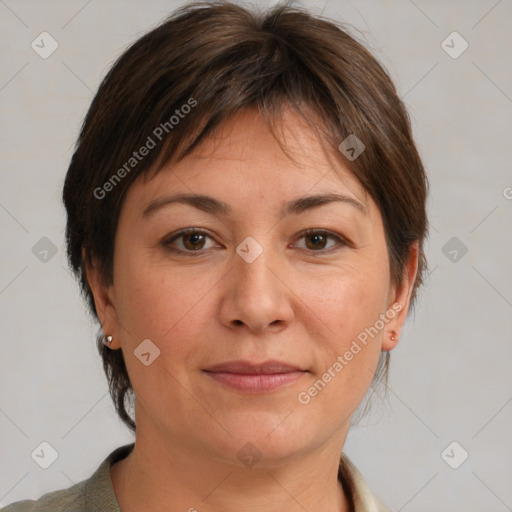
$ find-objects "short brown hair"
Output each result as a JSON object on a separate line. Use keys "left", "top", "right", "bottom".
{"left": 63, "top": 0, "right": 429, "bottom": 433}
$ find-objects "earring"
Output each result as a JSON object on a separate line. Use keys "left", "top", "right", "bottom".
{"left": 102, "top": 335, "right": 113, "bottom": 345}
{"left": 390, "top": 331, "right": 398, "bottom": 342}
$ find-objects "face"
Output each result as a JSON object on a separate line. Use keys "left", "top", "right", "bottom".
{"left": 89, "top": 107, "right": 417, "bottom": 466}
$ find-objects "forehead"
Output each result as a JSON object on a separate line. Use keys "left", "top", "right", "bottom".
{"left": 129, "top": 106, "right": 369, "bottom": 213}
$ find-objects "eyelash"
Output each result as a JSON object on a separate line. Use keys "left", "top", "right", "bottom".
{"left": 161, "top": 228, "right": 349, "bottom": 256}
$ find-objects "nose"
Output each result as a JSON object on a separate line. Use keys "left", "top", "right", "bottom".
{"left": 218, "top": 241, "right": 294, "bottom": 334}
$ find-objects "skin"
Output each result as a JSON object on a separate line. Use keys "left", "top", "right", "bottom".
{"left": 87, "top": 106, "right": 418, "bottom": 512}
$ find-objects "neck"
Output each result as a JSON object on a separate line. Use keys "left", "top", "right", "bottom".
{"left": 111, "top": 426, "right": 351, "bottom": 512}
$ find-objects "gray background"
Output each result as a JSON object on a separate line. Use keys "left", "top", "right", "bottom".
{"left": 1, "top": 0, "right": 511, "bottom": 510}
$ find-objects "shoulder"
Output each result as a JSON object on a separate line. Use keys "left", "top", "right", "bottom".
{"left": 1, "top": 480, "right": 88, "bottom": 512}
{"left": 1, "top": 443, "right": 134, "bottom": 512}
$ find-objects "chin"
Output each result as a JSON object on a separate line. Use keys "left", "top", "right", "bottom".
{"left": 206, "top": 413, "right": 319, "bottom": 467}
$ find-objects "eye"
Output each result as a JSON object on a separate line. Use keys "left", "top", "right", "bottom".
{"left": 162, "top": 228, "right": 218, "bottom": 254}
{"left": 293, "top": 229, "right": 347, "bottom": 252}
{"left": 162, "top": 228, "right": 349, "bottom": 256}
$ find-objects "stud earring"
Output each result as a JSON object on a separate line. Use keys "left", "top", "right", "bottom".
{"left": 102, "top": 335, "right": 113, "bottom": 345}
{"left": 390, "top": 331, "right": 398, "bottom": 342}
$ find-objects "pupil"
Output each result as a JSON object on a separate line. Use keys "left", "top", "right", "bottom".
{"left": 186, "top": 234, "right": 203, "bottom": 249}
{"left": 309, "top": 234, "right": 325, "bottom": 249}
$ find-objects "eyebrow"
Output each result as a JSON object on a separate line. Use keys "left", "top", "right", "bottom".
{"left": 142, "top": 192, "right": 367, "bottom": 219}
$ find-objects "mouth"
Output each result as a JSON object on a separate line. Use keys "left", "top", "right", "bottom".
{"left": 203, "top": 360, "right": 308, "bottom": 393}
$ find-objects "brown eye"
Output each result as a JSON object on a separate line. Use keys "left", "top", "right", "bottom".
{"left": 182, "top": 232, "right": 207, "bottom": 250}
{"left": 305, "top": 232, "right": 328, "bottom": 250}
{"left": 294, "top": 229, "right": 347, "bottom": 252}
{"left": 163, "top": 229, "right": 217, "bottom": 255}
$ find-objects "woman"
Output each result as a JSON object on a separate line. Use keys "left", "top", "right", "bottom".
{"left": 3, "top": 1, "right": 428, "bottom": 511}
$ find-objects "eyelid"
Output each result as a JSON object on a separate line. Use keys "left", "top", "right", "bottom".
{"left": 161, "top": 227, "right": 351, "bottom": 255}
{"left": 162, "top": 228, "right": 220, "bottom": 255}
{"left": 294, "top": 228, "right": 351, "bottom": 249}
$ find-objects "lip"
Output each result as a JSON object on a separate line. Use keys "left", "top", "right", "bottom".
{"left": 203, "top": 360, "right": 307, "bottom": 393}
{"left": 205, "top": 359, "right": 304, "bottom": 374}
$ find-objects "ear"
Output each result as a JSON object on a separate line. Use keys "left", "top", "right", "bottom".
{"left": 381, "top": 241, "right": 419, "bottom": 351}
{"left": 83, "top": 249, "right": 121, "bottom": 349}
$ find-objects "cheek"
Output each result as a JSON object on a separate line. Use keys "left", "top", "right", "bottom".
{"left": 301, "top": 257, "right": 390, "bottom": 341}
{"left": 297, "top": 261, "right": 389, "bottom": 403}
{"left": 114, "top": 254, "right": 220, "bottom": 352}
{"left": 112, "top": 258, "right": 221, "bottom": 411}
